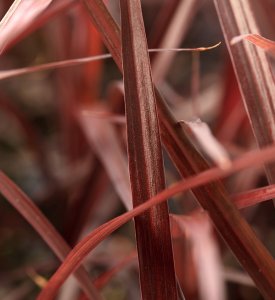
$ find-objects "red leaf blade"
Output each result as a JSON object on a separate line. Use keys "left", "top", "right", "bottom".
{"left": 213, "top": 0, "right": 275, "bottom": 195}
{"left": 37, "top": 143, "right": 275, "bottom": 300}
{"left": 0, "top": 171, "right": 101, "bottom": 300}
{"left": 120, "top": 0, "right": 177, "bottom": 298}
{"left": 231, "top": 33, "right": 275, "bottom": 56}
{"left": 0, "top": 0, "right": 53, "bottom": 53}
{"left": 82, "top": 2, "right": 275, "bottom": 297}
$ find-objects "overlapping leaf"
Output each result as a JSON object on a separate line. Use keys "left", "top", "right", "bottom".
{"left": 0, "top": 0, "right": 53, "bottom": 53}
{"left": 37, "top": 143, "right": 275, "bottom": 299}
{"left": 82, "top": 2, "right": 275, "bottom": 297}
{"left": 0, "top": 171, "right": 101, "bottom": 300}
{"left": 214, "top": 0, "right": 275, "bottom": 197}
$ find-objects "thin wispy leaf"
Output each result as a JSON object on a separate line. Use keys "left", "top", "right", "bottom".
{"left": 0, "top": 44, "right": 220, "bottom": 80}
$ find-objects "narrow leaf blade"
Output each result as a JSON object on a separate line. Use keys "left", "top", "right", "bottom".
{"left": 120, "top": 0, "right": 177, "bottom": 298}
{"left": 213, "top": 0, "right": 275, "bottom": 196}
{"left": 0, "top": 0, "right": 53, "bottom": 53}
{"left": 37, "top": 143, "right": 275, "bottom": 299}
{"left": 0, "top": 171, "right": 101, "bottom": 300}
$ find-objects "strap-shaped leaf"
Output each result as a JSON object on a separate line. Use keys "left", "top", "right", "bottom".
{"left": 120, "top": 0, "right": 177, "bottom": 298}
{"left": 213, "top": 0, "right": 275, "bottom": 197}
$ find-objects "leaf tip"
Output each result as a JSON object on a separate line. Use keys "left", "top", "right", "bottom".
{"left": 230, "top": 34, "right": 249, "bottom": 45}
{"left": 198, "top": 41, "right": 222, "bottom": 51}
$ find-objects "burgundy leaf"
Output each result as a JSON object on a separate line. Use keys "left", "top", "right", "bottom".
{"left": 213, "top": 0, "right": 275, "bottom": 199}
{"left": 37, "top": 143, "right": 275, "bottom": 299}
{"left": 119, "top": 0, "right": 177, "bottom": 298}
{"left": 82, "top": 2, "right": 275, "bottom": 297}
{"left": 0, "top": 171, "right": 101, "bottom": 300}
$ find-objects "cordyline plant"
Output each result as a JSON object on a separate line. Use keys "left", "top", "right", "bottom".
{"left": 0, "top": 0, "right": 274, "bottom": 300}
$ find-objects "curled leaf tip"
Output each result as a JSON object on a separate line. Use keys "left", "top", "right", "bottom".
{"left": 197, "top": 41, "right": 222, "bottom": 51}
{"left": 230, "top": 34, "right": 275, "bottom": 56}
{"left": 149, "top": 42, "right": 222, "bottom": 53}
{"left": 230, "top": 34, "right": 250, "bottom": 45}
